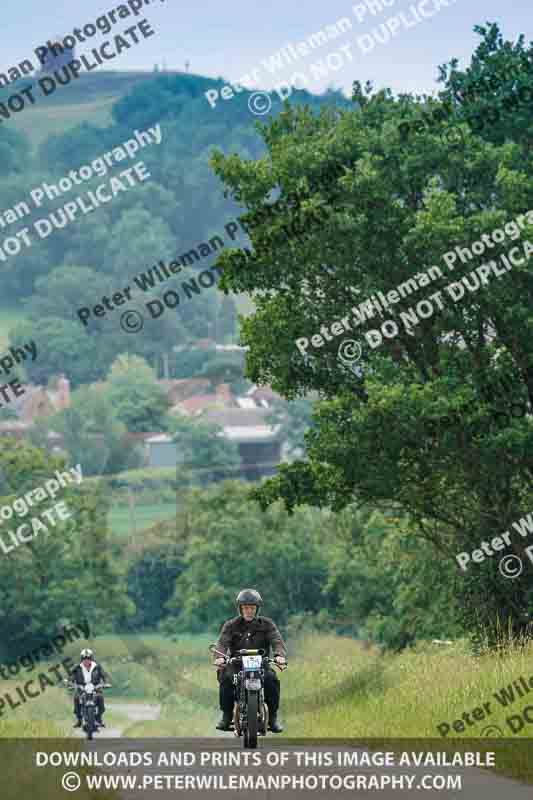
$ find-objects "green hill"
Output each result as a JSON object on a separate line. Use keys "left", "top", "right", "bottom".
{"left": 8, "top": 70, "right": 187, "bottom": 150}
{"left": 0, "top": 66, "right": 343, "bottom": 357}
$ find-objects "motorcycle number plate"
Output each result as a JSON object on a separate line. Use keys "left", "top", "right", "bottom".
{"left": 242, "top": 655, "right": 262, "bottom": 669}
{"left": 245, "top": 679, "right": 262, "bottom": 690}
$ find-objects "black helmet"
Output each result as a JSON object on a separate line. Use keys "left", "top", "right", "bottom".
{"left": 236, "top": 589, "right": 262, "bottom": 615}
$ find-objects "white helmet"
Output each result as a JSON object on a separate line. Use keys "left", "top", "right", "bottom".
{"left": 80, "top": 648, "right": 94, "bottom": 660}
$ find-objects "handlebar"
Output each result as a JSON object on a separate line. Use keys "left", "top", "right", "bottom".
{"left": 209, "top": 643, "right": 287, "bottom": 670}
{"left": 215, "top": 656, "right": 287, "bottom": 671}
{"left": 63, "top": 681, "right": 112, "bottom": 690}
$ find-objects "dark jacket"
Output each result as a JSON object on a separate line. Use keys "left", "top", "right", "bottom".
{"left": 215, "top": 615, "right": 287, "bottom": 660}
{"left": 70, "top": 662, "right": 107, "bottom": 686}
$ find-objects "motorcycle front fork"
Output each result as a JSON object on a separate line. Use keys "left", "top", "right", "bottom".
{"left": 234, "top": 686, "right": 265, "bottom": 730}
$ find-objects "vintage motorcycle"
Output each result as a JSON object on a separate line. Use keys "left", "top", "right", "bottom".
{"left": 210, "top": 644, "right": 286, "bottom": 749}
{"left": 64, "top": 680, "right": 112, "bottom": 740}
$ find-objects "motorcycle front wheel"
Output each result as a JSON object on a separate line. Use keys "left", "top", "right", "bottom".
{"left": 243, "top": 692, "right": 258, "bottom": 749}
{"left": 85, "top": 706, "right": 96, "bottom": 740}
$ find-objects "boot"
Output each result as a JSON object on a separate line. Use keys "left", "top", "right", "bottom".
{"left": 73, "top": 718, "right": 82, "bottom": 728}
{"left": 216, "top": 711, "right": 233, "bottom": 731}
{"left": 268, "top": 711, "right": 283, "bottom": 733}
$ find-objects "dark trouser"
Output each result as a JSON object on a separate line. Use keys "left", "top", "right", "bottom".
{"left": 74, "top": 693, "right": 105, "bottom": 720}
{"left": 217, "top": 665, "right": 280, "bottom": 714}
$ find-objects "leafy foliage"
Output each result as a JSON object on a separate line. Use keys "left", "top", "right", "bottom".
{"left": 106, "top": 355, "right": 171, "bottom": 432}
{"left": 169, "top": 414, "right": 242, "bottom": 485}
{"left": 0, "top": 126, "right": 31, "bottom": 177}
{"left": 0, "top": 440, "right": 132, "bottom": 654}
{"left": 210, "top": 26, "right": 533, "bottom": 641}
{"left": 1, "top": 73, "right": 349, "bottom": 386}
{"left": 152, "top": 482, "right": 461, "bottom": 645}
{"left": 32, "top": 385, "right": 142, "bottom": 475}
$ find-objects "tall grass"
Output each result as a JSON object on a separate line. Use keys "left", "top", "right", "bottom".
{"left": 0, "top": 684, "right": 76, "bottom": 739}
{"left": 122, "top": 630, "right": 533, "bottom": 742}
{"left": 286, "top": 633, "right": 533, "bottom": 738}
{"left": 4, "top": 631, "right": 533, "bottom": 742}
{"left": 106, "top": 503, "right": 176, "bottom": 538}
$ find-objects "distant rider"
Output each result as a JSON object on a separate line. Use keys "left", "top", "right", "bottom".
{"left": 70, "top": 648, "right": 108, "bottom": 728}
{"left": 213, "top": 589, "right": 287, "bottom": 733}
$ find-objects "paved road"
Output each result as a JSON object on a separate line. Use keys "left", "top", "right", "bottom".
{"left": 72, "top": 702, "right": 161, "bottom": 739}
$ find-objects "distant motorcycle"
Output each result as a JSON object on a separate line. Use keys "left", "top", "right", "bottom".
{"left": 64, "top": 680, "right": 112, "bottom": 740}
{"left": 210, "top": 644, "right": 286, "bottom": 749}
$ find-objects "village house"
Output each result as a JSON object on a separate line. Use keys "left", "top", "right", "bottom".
{"left": 0, "top": 372, "right": 286, "bottom": 479}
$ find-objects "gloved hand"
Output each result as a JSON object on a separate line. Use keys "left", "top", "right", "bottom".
{"left": 214, "top": 657, "right": 226, "bottom": 667}
{"left": 274, "top": 655, "right": 287, "bottom": 666}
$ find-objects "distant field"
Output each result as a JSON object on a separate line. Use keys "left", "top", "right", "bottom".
{"left": 107, "top": 502, "right": 176, "bottom": 538}
{"left": 11, "top": 97, "right": 117, "bottom": 151}
{"left": 7, "top": 71, "right": 178, "bottom": 152}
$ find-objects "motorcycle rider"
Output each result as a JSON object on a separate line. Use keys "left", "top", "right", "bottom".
{"left": 70, "top": 648, "right": 108, "bottom": 728}
{"left": 213, "top": 589, "right": 287, "bottom": 733}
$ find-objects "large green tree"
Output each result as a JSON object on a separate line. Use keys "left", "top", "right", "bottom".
{"left": 106, "top": 355, "right": 171, "bottom": 432}
{"left": 0, "top": 440, "right": 132, "bottom": 655}
{"left": 163, "top": 481, "right": 329, "bottom": 631}
{"left": 10, "top": 318, "right": 102, "bottom": 386}
{"left": 32, "top": 384, "right": 142, "bottom": 475}
{"left": 170, "top": 413, "right": 242, "bottom": 486}
{"left": 209, "top": 24, "right": 533, "bottom": 640}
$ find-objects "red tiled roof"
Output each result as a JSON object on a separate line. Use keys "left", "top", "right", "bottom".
{"left": 159, "top": 378, "right": 212, "bottom": 403}
{"left": 174, "top": 395, "right": 221, "bottom": 415}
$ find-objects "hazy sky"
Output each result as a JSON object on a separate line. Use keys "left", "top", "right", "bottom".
{"left": 2, "top": 0, "right": 532, "bottom": 99}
